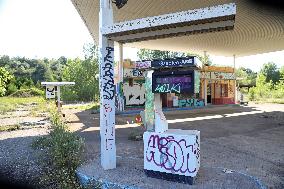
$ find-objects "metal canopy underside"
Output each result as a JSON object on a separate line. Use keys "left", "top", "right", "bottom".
{"left": 71, "top": 0, "right": 284, "bottom": 57}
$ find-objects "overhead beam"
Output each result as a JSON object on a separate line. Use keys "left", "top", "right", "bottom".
{"left": 102, "top": 3, "right": 236, "bottom": 43}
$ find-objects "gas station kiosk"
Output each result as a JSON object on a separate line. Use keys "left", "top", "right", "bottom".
{"left": 140, "top": 56, "right": 202, "bottom": 184}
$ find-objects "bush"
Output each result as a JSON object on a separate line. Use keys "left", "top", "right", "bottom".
{"left": 10, "top": 87, "right": 44, "bottom": 97}
{"left": 33, "top": 109, "right": 85, "bottom": 189}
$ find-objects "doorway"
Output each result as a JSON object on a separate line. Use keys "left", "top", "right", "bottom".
{"left": 207, "top": 84, "right": 212, "bottom": 104}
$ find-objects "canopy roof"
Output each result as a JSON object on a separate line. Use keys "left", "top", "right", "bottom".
{"left": 71, "top": 0, "right": 284, "bottom": 57}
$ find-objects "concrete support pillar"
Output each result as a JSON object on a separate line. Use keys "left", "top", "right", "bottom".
{"left": 233, "top": 54, "right": 237, "bottom": 104}
{"left": 99, "top": 0, "right": 116, "bottom": 170}
{"left": 118, "top": 43, "right": 123, "bottom": 82}
{"left": 204, "top": 79, "right": 207, "bottom": 106}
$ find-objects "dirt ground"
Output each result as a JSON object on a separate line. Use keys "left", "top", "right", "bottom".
{"left": 64, "top": 103, "right": 284, "bottom": 189}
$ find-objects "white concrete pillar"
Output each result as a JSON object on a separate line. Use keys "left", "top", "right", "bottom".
{"left": 233, "top": 54, "right": 237, "bottom": 104}
{"left": 118, "top": 43, "right": 123, "bottom": 82}
{"left": 204, "top": 79, "right": 207, "bottom": 106}
{"left": 99, "top": 0, "right": 116, "bottom": 170}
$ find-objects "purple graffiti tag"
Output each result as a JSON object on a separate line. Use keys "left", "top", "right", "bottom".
{"left": 146, "top": 135, "right": 197, "bottom": 174}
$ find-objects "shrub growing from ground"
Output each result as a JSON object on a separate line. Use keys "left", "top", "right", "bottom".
{"left": 10, "top": 87, "right": 44, "bottom": 97}
{"left": 33, "top": 109, "right": 85, "bottom": 189}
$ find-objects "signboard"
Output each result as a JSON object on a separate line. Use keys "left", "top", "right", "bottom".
{"left": 151, "top": 57, "right": 195, "bottom": 68}
{"left": 200, "top": 72, "right": 236, "bottom": 80}
{"left": 46, "top": 86, "right": 56, "bottom": 99}
{"left": 124, "top": 68, "right": 144, "bottom": 78}
{"left": 210, "top": 72, "right": 236, "bottom": 80}
{"left": 152, "top": 70, "right": 194, "bottom": 94}
{"left": 135, "top": 60, "right": 151, "bottom": 69}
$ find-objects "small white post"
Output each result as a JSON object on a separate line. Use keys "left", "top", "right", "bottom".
{"left": 99, "top": 0, "right": 116, "bottom": 170}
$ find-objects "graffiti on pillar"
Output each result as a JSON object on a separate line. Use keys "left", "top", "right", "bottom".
{"left": 103, "top": 103, "right": 115, "bottom": 151}
{"left": 102, "top": 47, "right": 115, "bottom": 100}
{"left": 123, "top": 82, "right": 145, "bottom": 106}
{"left": 178, "top": 99, "right": 205, "bottom": 108}
{"left": 144, "top": 131, "right": 200, "bottom": 176}
{"left": 145, "top": 71, "right": 155, "bottom": 131}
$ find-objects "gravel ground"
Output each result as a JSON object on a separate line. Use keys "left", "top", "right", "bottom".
{"left": 0, "top": 104, "right": 50, "bottom": 188}
{"left": 0, "top": 127, "right": 49, "bottom": 188}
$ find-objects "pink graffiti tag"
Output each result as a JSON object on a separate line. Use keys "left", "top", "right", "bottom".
{"left": 146, "top": 135, "right": 198, "bottom": 174}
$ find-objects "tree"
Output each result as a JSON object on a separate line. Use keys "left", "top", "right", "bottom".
{"left": 61, "top": 44, "right": 100, "bottom": 101}
{"left": 0, "top": 67, "right": 14, "bottom": 96}
{"left": 236, "top": 67, "right": 257, "bottom": 86}
{"left": 260, "top": 62, "right": 280, "bottom": 84}
{"left": 137, "top": 48, "right": 211, "bottom": 65}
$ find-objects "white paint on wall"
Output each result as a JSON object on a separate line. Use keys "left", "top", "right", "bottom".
{"left": 123, "top": 82, "right": 146, "bottom": 106}
{"left": 144, "top": 129, "right": 200, "bottom": 177}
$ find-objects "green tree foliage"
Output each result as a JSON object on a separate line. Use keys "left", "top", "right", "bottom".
{"left": 248, "top": 63, "right": 284, "bottom": 102}
{"left": 61, "top": 44, "right": 100, "bottom": 101}
{"left": 137, "top": 48, "right": 212, "bottom": 65}
{"left": 0, "top": 67, "right": 14, "bottom": 96}
{"left": 260, "top": 62, "right": 280, "bottom": 84}
{"left": 236, "top": 67, "right": 257, "bottom": 86}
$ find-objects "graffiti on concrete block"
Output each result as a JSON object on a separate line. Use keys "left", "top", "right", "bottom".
{"left": 178, "top": 99, "right": 204, "bottom": 107}
{"left": 144, "top": 131, "right": 200, "bottom": 176}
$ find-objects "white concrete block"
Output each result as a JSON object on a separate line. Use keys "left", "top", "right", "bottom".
{"left": 144, "top": 129, "right": 200, "bottom": 177}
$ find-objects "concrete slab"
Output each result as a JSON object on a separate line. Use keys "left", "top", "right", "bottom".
{"left": 76, "top": 156, "right": 265, "bottom": 189}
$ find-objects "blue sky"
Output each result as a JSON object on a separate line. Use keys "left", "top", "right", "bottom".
{"left": 0, "top": 0, "right": 283, "bottom": 72}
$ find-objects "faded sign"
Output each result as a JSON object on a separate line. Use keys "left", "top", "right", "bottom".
{"left": 135, "top": 60, "right": 151, "bottom": 69}
{"left": 200, "top": 72, "right": 236, "bottom": 80}
{"left": 46, "top": 86, "right": 56, "bottom": 99}
{"left": 151, "top": 57, "right": 195, "bottom": 68}
{"left": 124, "top": 68, "right": 144, "bottom": 78}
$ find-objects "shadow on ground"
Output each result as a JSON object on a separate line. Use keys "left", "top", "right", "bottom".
{"left": 64, "top": 104, "right": 284, "bottom": 188}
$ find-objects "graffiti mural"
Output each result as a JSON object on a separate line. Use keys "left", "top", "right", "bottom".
{"left": 135, "top": 60, "right": 151, "bottom": 69}
{"left": 178, "top": 99, "right": 205, "bottom": 108}
{"left": 144, "top": 131, "right": 200, "bottom": 177}
{"left": 123, "top": 82, "right": 146, "bottom": 106}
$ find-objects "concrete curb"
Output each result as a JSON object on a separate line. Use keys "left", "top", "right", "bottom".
{"left": 76, "top": 165, "right": 267, "bottom": 189}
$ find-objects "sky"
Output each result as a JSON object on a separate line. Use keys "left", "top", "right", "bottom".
{"left": 0, "top": 0, "right": 283, "bottom": 72}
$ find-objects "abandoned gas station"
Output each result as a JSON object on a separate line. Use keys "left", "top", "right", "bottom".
{"left": 70, "top": 0, "right": 284, "bottom": 188}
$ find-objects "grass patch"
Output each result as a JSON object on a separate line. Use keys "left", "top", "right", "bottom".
{"left": 32, "top": 107, "right": 85, "bottom": 189}
{"left": 63, "top": 102, "right": 99, "bottom": 111}
{"left": 0, "top": 124, "right": 20, "bottom": 132}
{"left": 0, "top": 96, "right": 46, "bottom": 114}
{"left": 252, "top": 98, "right": 284, "bottom": 104}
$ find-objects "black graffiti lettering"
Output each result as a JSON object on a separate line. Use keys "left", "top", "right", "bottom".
{"left": 102, "top": 46, "right": 115, "bottom": 100}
